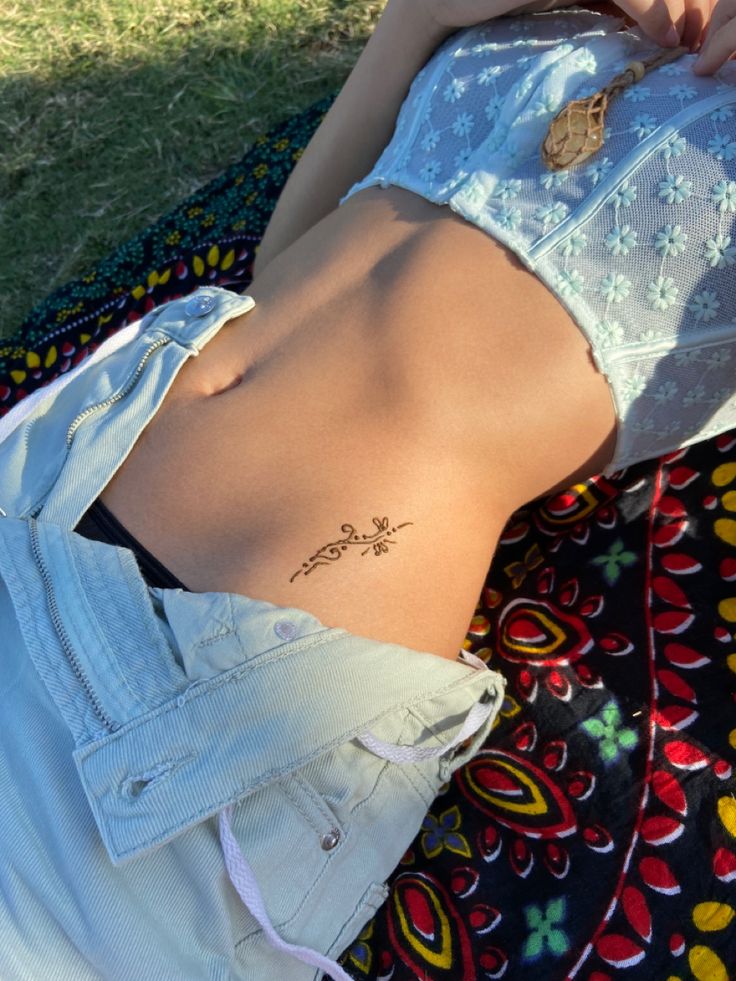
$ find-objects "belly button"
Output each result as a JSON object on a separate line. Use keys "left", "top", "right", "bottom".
{"left": 211, "top": 373, "right": 244, "bottom": 396}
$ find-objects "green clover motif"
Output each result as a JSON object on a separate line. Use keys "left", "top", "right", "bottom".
{"left": 522, "top": 897, "right": 570, "bottom": 960}
{"left": 591, "top": 538, "right": 637, "bottom": 585}
{"left": 581, "top": 699, "right": 639, "bottom": 763}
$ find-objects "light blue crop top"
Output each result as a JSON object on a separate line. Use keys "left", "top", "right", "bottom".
{"left": 341, "top": 9, "right": 736, "bottom": 473}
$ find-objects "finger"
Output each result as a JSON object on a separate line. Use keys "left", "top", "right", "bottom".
{"left": 695, "top": 0, "right": 720, "bottom": 45}
{"left": 616, "top": 0, "right": 683, "bottom": 46}
{"left": 694, "top": 16, "right": 736, "bottom": 70}
{"left": 681, "top": 0, "right": 712, "bottom": 48}
{"left": 699, "top": 0, "right": 736, "bottom": 47}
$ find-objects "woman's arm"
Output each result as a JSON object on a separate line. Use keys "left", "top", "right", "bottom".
{"left": 252, "top": 0, "right": 453, "bottom": 278}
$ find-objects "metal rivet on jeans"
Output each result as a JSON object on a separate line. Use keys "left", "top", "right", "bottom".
{"left": 184, "top": 293, "right": 216, "bottom": 317}
{"left": 320, "top": 829, "right": 341, "bottom": 851}
{"left": 274, "top": 619, "right": 298, "bottom": 642}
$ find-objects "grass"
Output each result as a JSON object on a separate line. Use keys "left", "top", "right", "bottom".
{"left": 0, "top": 0, "right": 384, "bottom": 339}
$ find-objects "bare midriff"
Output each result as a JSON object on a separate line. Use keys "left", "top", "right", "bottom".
{"left": 101, "top": 184, "right": 616, "bottom": 660}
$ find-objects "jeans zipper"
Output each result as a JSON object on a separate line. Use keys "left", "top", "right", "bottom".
{"left": 65, "top": 335, "right": 172, "bottom": 448}
{"left": 28, "top": 518, "right": 116, "bottom": 732}
{"left": 528, "top": 88, "right": 736, "bottom": 262}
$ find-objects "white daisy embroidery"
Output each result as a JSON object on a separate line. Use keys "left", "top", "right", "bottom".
{"left": 420, "top": 128, "right": 441, "bottom": 152}
{"left": 647, "top": 275, "right": 678, "bottom": 310}
{"left": 585, "top": 157, "right": 613, "bottom": 185}
{"left": 419, "top": 160, "right": 441, "bottom": 183}
{"left": 557, "top": 269, "right": 585, "bottom": 296}
{"left": 711, "top": 179, "right": 736, "bottom": 212}
{"left": 494, "top": 207, "right": 522, "bottom": 230}
{"left": 707, "top": 134, "right": 736, "bottom": 161}
{"left": 609, "top": 180, "right": 637, "bottom": 209}
{"left": 669, "top": 84, "right": 698, "bottom": 101}
{"left": 629, "top": 113, "right": 657, "bottom": 139}
{"left": 674, "top": 349, "right": 701, "bottom": 366}
{"left": 653, "top": 381, "right": 678, "bottom": 403}
{"left": 596, "top": 319, "right": 623, "bottom": 345}
{"left": 540, "top": 170, "right": 569, "bottom": 190}
{"left": 453, "top": 146, "right": 473, "bottom": 169}
{"left": 492, "top": 179, "right": 522, "bottom": 200}
{"left": 662, "top": 134, "right": 687, "bottom": 159}
{"left": 624, "top": 85, "right": 651, "bottom": 102}
{"left": 605, "top": 224, "right": 638, "bottom": 256}
{"left": 688, "top": 289, "right": 721, "bottom": 322}
{"left": 711, "top": 106, "right": 734, "bottom": 122}
{"left": 443, "top": 77, "right": 468, "bottom": 103}
{"left": 654, "top": 224, "right": 688, "bottom": 257}
{"left": 704, "top": 232, "right": 736, "bottom": 268}
{"left": 599, "top": 273, "right": 632, "bottom": 303}
{"left": 683, "top": 385, "right": 707, "bottom": 405}
{"left": 658, "top": 174, "right": 693, "bottom": 204}
{"left": 452, "top": 112, "right": 475, "bottom": 137}
{"left": 621, "top": 375, "right": 647, "bottom": 400}
{"left": 534, "top": 201, "right": 568, "bottom": 226}
{"left": 561, "top": 231, "right": 588, "bottom": 257}
{"left": 484, "top": 94, "right": 505, "bottom": 120}
{"left": 705, "top": 349, "right": 731, "bottom": 366}
{"left": 477, "top": 65, "right": 502, "bottom": 85}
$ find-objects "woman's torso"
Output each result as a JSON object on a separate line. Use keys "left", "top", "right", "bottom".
{"left": 100, "top": 183, "right": 615, "bottom": 660}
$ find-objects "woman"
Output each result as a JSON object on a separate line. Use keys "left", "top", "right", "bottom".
{"left": 1, "top": 0, "right": 735, "bottom": 977}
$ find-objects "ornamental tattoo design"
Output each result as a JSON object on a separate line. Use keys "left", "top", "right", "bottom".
{"left": 289, "top": 516, "right": 413, "bottom": 582}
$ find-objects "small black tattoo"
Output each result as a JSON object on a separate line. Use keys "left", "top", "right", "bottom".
{"left": 289, "top": 516, "right": 413, "bottom": 582}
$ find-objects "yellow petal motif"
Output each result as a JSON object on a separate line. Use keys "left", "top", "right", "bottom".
{"left": 723, "top": 491, "right": 736, "bottom": 512}
{"left": 221, "top": 248, "right": 235, "bottom": 271}
{"left": 10, "top": 370, "right": 26, "bottom": 385}
{"left": 26, "top": 351, "right": 40, "bottom": 368}
{"left": 717, "top": 795, "right": 736, "bottom": 837}
{"left": 713, "top": 462, "right": 736, "bottom": 486}
{"left": 717, "top": 597, "right": 736, "bottom": 622}
{"left": 688, "top": 945, "right": 728, "bottom": 981}
{"left": 714, "top": 518, "right": 736, "bottom": 546}
{"left": 193, "top": 255, "right": 205, "bottom": 277}
{"left": 44, "top": 345, "right": 57, "bottom": 368}
{"left": 692, "top": 902, "right": 735, "bottom": 932}
{"left": 207, "top": 245, "right": 220, "bottom": 267}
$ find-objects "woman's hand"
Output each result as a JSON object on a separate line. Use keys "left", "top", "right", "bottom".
{"left": 419, "top": 0, "right": 715, "bottom": 53}
{"left": 694, "top": 0, "right": 736, "bottom": 71}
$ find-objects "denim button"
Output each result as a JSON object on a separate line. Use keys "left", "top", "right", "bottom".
{"left": 184, "top": 293, "right": 216, "bottom": 318}
{"left": 274, "top": 619, "right": 298, "bottom": 642}
{"left": 320, "top": 829, "right": 340, "bottom": 851}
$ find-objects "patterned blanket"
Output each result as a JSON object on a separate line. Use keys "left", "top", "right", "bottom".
{"left": 3, "top": 96, "right": 734, "bottom": 981}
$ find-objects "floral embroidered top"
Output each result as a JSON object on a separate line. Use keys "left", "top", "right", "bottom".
{"left": 341, "top": 9, "right": 736, "bottom": 473}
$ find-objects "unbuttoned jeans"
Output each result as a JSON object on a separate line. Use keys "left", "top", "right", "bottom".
{"left": 0, "top": 287, "right": 505, "bottom": 979}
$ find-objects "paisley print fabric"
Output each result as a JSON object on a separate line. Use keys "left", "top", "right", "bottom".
{"left": 341, "top": 9, "right": 736, "bottom": 476}
{"left": 2, "top": 47, "right": 735, "bottom": 981}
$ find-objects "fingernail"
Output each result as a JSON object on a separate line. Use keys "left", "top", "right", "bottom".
{"left": 664, "top": 25, "right": 680, "bottom": 46}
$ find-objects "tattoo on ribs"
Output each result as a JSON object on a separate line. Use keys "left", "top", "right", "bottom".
{"left": 289, "top": 516, "right": 413, "bottom": 582}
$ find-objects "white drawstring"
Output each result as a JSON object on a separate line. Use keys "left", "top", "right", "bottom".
{"left": 217, "top": 650, "right": 495, "bottom": 979}
{"left": 218, "top": 805, "right": 353, "bottom": 981}
{"left": 355, "top": 696, "right": 494, "bottom": 764}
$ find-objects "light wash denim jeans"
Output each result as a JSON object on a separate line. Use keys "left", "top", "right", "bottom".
{"left": 0, "top": 287, "right": 505, "bottom": 980}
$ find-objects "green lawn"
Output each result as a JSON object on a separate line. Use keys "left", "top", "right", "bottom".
{"left": 0, "top": 0, "right": 383, "bottom": 339}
